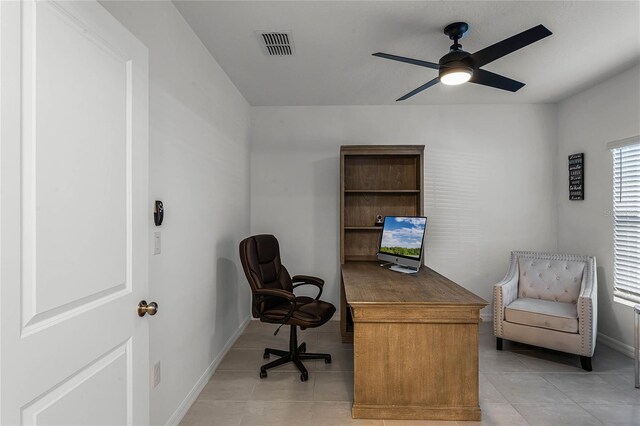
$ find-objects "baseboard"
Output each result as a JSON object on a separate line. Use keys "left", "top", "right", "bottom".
{"left": 165, "top": 316, "right": 251, "bottom": 426}
{"left": 480, "top": 311, "right": 493, "bottom": 323}
{"left": 597, "top": 331, "right": 635, "bottom": 359}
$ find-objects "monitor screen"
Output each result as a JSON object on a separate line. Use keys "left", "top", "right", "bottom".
{"left": 378, "top": 216, "right": 428, "bottom": 260}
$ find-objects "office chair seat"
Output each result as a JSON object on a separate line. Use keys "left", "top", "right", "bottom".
{"left": 239, "top": 234, "right": 335, "bottom": 381}
{"left": 262, "top": 299, "right": 336, "bottom": 327}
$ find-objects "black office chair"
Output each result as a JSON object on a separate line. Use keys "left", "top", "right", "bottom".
{"left": 239, "top": 234, "right": 335, "bottom": 381}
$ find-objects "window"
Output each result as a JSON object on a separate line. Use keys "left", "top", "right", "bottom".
{"left": 611, "top": 138, "right": 640, "bottom": 305}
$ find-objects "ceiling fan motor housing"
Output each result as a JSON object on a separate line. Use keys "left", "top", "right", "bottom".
{"left": 438, "top": 50, "right": 474, "bottom": 80}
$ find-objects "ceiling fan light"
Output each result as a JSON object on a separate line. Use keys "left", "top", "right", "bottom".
{"left": 440, "top": 68, "right": 473, "bottom": 85}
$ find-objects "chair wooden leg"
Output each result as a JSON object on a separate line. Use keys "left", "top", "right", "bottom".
{"left": 580, "top": 356, "right": 592, "bottom": 372}
{"left": 496, "top": 337, "right": 503, "bottom": 351}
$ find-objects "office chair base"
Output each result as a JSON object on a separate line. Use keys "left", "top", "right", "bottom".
{"left": 259, "top": 325, "right": 332, "bottom": 381}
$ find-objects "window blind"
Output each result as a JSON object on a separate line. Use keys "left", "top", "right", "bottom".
{"left": 612, "top": 142, "right": 640, "bottom": 304}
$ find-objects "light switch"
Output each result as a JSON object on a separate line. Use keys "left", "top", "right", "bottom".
{"left": 154, "top": 231, "right": 161, "bottom": 255}
{"left": 153, "top": 361, "right": 161, "bottom": 388}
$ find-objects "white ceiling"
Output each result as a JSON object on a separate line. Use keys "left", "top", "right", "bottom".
{"left": 174, "top": 1, "right": 640, "bottom": 106}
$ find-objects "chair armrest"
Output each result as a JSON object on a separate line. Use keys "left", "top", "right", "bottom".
{"left": 292, "top": 275, "right": 324, "bottom": 287}
{"left": 292, "top": 275, "right": 324, "bottom": 300}
{"left": 493, "top": 259, "right": 519, "bottom": 337}
{"left": 578, "top": 256, "right": 597, "bottom": 356}
{"left": 253, "top": 288, "right": 297, "bottom": 328}
{"left": 494, "top": 275, "right": 519, "bottom": 305}
{"left": 254, "top": 288, "right": 296, "bottom": 302}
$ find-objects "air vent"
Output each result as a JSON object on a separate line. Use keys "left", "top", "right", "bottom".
{"left": 257, "top": 31, "right": 295, "bottom": 56}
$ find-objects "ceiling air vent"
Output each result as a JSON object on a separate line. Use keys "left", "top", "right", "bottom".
{"left": 257, "top": 31, "right": 295, "bottom": 56}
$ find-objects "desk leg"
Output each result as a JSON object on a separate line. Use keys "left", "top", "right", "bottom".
{"left": 340, "top": 277, "right": 353, "bottom": 343}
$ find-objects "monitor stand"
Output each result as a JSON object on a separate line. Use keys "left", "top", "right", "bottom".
{"left": 389, "top": 264, "right": 419, "bottom": 274}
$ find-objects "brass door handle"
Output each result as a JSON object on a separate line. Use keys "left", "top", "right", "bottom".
{"left": 137, "top": 300, "right": 158, "bottom": 317}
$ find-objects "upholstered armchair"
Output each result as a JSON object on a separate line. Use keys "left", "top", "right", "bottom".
{"left": 493, "top": 251, "right": 597, "bottom": 371}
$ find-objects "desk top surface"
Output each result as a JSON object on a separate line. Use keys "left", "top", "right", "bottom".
{"left": 342, "top": 262, "right": 488, "bottom": 307}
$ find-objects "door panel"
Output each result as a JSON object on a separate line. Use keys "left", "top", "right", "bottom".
{"left": 24, "top": 0, "right": 130, "bottom": 327}
{"left": 1, "top": 1, "right": 149, "bottom": 424}
{"left": 21, "top": 341, "right": 131, "bottom": 426}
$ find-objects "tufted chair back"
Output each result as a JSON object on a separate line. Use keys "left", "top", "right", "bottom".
{"left": 239, "top": 234, "right": 293, "bottom": 318}
{"left": 516, "top": 252, "right": 586, "bottom": 304}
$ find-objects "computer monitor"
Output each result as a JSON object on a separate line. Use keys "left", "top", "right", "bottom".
{"left": 377, "top": 216, "right": 428, "bottom": 274}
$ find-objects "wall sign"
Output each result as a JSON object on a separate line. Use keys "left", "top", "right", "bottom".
{"left": 569, "top": 153, "right": 584, "bottom": 200}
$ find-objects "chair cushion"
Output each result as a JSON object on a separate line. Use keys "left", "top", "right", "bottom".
{"left": 517, "top": 257, "right": 585, "bottom": 303}
{"left": 505, "top": 298, "right": 578, "bottom": 333}
{"left": 262, "top": 299, "right": 336, "bottom": 329}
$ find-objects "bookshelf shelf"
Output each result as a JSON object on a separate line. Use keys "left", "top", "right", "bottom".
{"left": 344, "top": 226, "right": 382, "bottom": 230}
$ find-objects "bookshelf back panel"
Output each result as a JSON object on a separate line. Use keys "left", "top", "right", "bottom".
{"left": 344, "top": 156, "right": 419, "bottom": 190}
{"left": 344, "top": 229, "right": 381, "bottom": 260}
{"left": 344, "top": 193, "right": 419, "bottom": 227}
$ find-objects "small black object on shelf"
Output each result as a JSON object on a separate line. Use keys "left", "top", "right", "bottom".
{"left": 568, "top": 153, "right": 584, "bottom": 200}
{"left": 375, "top": 215, "right": 384, "bottom": 226}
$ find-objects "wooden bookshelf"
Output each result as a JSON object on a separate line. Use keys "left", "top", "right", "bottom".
{"left": 339, "top": 145, "right": 424, "bottom": 342}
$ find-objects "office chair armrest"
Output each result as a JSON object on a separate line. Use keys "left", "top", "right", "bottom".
{"left": 292, "top": 275, "right": 324, "bottom": 300}
{"left": 292, "top": 275, "right": 324, "bottom": 287}
{"left": 254, "top": 288, "right": 296, "bottom": 302}
{"left": 253, "top": 288, "right": 297, "bottom": 326}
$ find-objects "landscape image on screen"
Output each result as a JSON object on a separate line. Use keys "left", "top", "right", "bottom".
{"left": 379, "top": 217, "right": 427, "bottom": 258}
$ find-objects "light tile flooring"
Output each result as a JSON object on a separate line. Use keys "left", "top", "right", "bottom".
{"left": 180, "top": 320, "right": 640, "bottom": 426}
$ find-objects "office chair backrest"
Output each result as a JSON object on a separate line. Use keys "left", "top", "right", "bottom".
{"left": 239, "top": 234, "right": 293, "bottom": 318}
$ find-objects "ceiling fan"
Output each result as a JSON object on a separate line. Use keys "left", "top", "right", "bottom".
{"left": 373, "top": 22, "right": 552, "bottom": 101}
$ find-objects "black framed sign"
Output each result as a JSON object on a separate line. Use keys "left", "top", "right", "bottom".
{"left": 569, "top": 153, "right": 584, "bottom": 200}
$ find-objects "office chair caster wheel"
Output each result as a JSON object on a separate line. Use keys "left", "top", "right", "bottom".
{"left": 299, "top": 342, "right": 306, "bottom": 353}
{"left": 263, "top": 350, "right": 270, "bottom": 359}
{"left": 300, "top": 372, "right": 308, "bottom": 382}
{"left": 324, "top": 355, "right": 332, "bottom": 364}
{"left": 259, "top": 369, "right": 267, "bottom": 379}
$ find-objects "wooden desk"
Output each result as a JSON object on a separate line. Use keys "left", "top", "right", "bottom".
{"left": 341, "top": 262, "right": 488, "bottom": 421}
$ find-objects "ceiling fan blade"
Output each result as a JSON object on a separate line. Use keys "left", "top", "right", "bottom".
{"left": 470, "top": 69, "right": 525, "bottom": 92}
{"left": 396, "top": 77, "right": 440, "bottom": 101}
{"left": 470, "top": 24, "right": 552, "bottom": 68}
{"left": 373, "top": 52, "right": 440, "bottom": 70}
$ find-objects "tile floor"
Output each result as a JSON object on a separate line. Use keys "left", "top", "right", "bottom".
{"left": 180, "top": 320, "right": 640, "bottom": 425}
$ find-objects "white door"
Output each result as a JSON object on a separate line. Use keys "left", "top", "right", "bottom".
{"left": 1, "top": 1, "right": 150, "bottom": 424}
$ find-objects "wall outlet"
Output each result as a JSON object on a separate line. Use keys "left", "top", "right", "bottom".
{"left": 152, "top": 361, "right": 161, "bottom": 388}
{"left": 153, "top": 231, "right": 161, "bottom": 255}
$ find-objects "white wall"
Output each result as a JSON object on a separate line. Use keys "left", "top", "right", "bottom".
{"left": 250, "top": 105, "right": 558, "bottom": 311}
{"left": 556, "top": 64, "right": 640, "bottom": 350}
{"left": 101, "top": 2, "right": 251, "bottom": 424}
